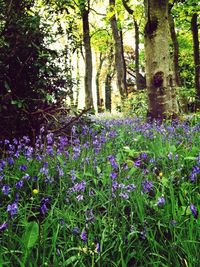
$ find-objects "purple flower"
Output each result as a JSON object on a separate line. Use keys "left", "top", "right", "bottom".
{"left": 57, "top": 166, "right": 64, "bottom": 177}
{"left": 19, "top": 164, "right": 27, "bottom": 171}
{"left": 2, "top": 185, "right": 10, "bottom": 195}
{"left": 7, "top": 202, "right": 18, "bottom": 216}
{"left": 72, "top": 226, "right": 80, "bottom": 235}
{"left": 189, "top": 166, "right": 200, "bottom": 182}
{"left": 110, "top": 172, "right": 118, "bottom": 180}
{"left": 15, "top": 180, "right": 24, "bottom": 189}
{"left": 119, "top": 192, "right": 129, "bottom": 199}
{"left": 40, "top": 198, "right": 50, "bottom": 215}
{"left": 107, "top": 155, "right": 118, "bottom": 170}
{"left": 40, "top": 166, "right": 49, "bottom": 176}
{"left": 7, "top": 157, "right": 14, "bottom": 165}
{"left": 70, "top": 169, "right": 76, "bottom": 182}
{"left": 80, "top": 230, "right": 87, "bottom": 242}
{"left": 190, "top": 204, "right": 198, "bottom": 219}
{"left": 0, "top": 222, "right": 8, "bottom": 231}
{"left": 86, "top": 209, "right": 95, "bottom": 222}
{"left": 134, "top": 159, "right": 141, "bottom": 167}
{"left": 142, "top": 180, "right": 153, "bottom": 193}
{"left": 46, "top": 133, "right": 54, "bottom": 144}
{"left": 95, "top": 242, "right": 100, "bottom": 253}
{"left": 23, "top": 174, "right": 30, "bottom": 180}
{"left": 157, "top": 197, "right": 165, "bottom": 207}
{"left": 76, "top": 194, "right": 83, "bottom": 201}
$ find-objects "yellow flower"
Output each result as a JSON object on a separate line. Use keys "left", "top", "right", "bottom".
{"left": 159, "top": 172, "right": 163, "bottom": 177}
{"left": 32, "top": 189, "right": 39, "bottom": 194}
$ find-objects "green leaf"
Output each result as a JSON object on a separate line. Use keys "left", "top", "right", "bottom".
{"left": 23, "top": 221, "right": 39, "bottom": 249}
{"left": 64, "top": 255, "right": 80, "bottom": 266}
{"left": 184, "top": 157, "right": 196, "bottom": 160}
{"left": 96, "top": 166, "right": 101, "bottom": 174}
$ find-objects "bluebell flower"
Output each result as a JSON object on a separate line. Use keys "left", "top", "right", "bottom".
{"left": 72, "top": 226, "right": 80, "bottom": 235}
{"left": 76, "top": 194, "right": 83, "bottom": 201}
{"left": 95, "top": 242, "right": 100, "bottom": 253}
{"left": 190, "top": 204, "right": 198, "bottom": 219}
{"left": 19, "top": 164, "right": 27, "bottom": 171}
{"left": 7, "top": 157, "right": 14, "bottom": 165}
{"left": 7, "top": 202, "right": 18, "bottom": 216}
{"left": 0, "top": 222, "right": 8, "bottom": 231}
{"left": 2, "top": 185, "right": 10, "bottom": 195}
{"left": 110, "top": 172, "right": 118, "bottom": 180}
{"left": 157, "top": 197, "right": 165, "bottom": 207}
{"left": 40, "top": 198, "right": 50, "bottom": 215}
{"left": 142, "top": 180, "right": 153, "bottom": 193}
{"left": 15, "top": 180, "right": 24, "bottom": 189}
{"left": 80, "top": 230, "right": 87, "bottom": 242}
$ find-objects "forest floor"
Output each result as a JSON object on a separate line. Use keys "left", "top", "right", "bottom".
{"left": 0, "top": 114, "right": 200, "bottom": 266}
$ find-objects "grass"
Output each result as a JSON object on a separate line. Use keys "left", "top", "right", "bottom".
{"left": 0, "top": 116, "right": 199, "bottom": 266}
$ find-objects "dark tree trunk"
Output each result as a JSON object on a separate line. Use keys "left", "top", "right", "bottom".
{"left": 109, "top": 0, "right": 127, "bottom": 99}
{"left": 81, "top": 3, "right": 93, "bottom": 109}
{"left": 169, "top": 12, "right": 182, "bottom": 87}
{"left": 191, "top": 13, "right": 200, "bottom": 105}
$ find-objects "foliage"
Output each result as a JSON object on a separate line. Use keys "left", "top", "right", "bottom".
{"left": 0, "top": 0, "right": 74, "bottom": 141}
{"left": 0, "top": 116, "right": 200, "bottom": 266}
{"left": 117, "top": 90, "right": 148, "bottom": 117}
{"left": 177, "top": 87, "right": 197, "bottom": 113}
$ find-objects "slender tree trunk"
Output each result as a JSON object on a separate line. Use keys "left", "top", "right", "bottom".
{"left": 81, "top": 4, "right": 93, "bottom": 109}
{"left": 74, "top": 49, "right": 80, "bottom": 109}
{"left": 144, "top": 0, "right": 178, "bottom": 120}
{"left": 121, "top": 0, "right": 140, "bottom": 90}
{"left": 105, "top": 49, "right": 114, "bottom": 112}
{"left": 109, "top": 0, "right": 127, "bottom": 99}
{"left": 134, "top": 19, "right": 140, "bottom": 90}
{"left": 96, "top": 52, "right": 105, "bottom": 113}
{"left": 191, "top": 13, "right": 200, "bottom": 105}
{"left": 169, "top": 12, "right": 182, "bottom": 87}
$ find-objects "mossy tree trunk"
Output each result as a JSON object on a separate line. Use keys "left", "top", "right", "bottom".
{"left": 144, "top": 0, "right": 178, "bottom": 120}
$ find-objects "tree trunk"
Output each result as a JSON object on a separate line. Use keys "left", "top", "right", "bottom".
{"left": 134, "top": 19, "right": 140, "bottom": 90}
{"left": 81, "top": 5, "right": 93, "bottom": 109}
{"left": 109, "top": 0, "right": 127, "bottom": 99}
{"left": 96, "top": 52, "right": 105, "bottom": 113}
{"left": 169, "top": 12, "right": 182, "bottom": 87}
{"left": 105, "top": 49, "right": 114, "bottom": 112}
{"left": 121, "top": 0, "right": 140, "bottom": 90}
{"left": 191, "top": 13, "right": 200, "bottom": 105}
{"left": 74, "top": 49, "right": 80, "bottom": 109}
{"left": 144, "top": 0, "right": 178, "bottom": 120}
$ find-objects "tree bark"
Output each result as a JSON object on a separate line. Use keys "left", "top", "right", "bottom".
{"left": 191, "top": 13, "right": 200, "bottom": 104}
{"left": 122, "top": 0, "right": 140, "bottom": 90}
{"left": 81, "top": 3, "right": 93, "bottom": 109}
{"left": 109, "top": 0, "right": 127, "bottom": 99}
{"left": 168, "top": 12, "right": 182, "bottom": 87}
{"left": 96, "top": 52, "right": 105, "bottom": 113}
{"left": 144, "top": 0, "right": 179, "bottom": 120}
{"left": 134, "top": 19, "right": 140, "bottom": 90}
{"left": 105, "top": 49, "right": 114, "bottom": 112}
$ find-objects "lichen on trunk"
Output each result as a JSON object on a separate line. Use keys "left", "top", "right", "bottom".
{"left": 144, "top": 0, "right": 178, "bottom": 120}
